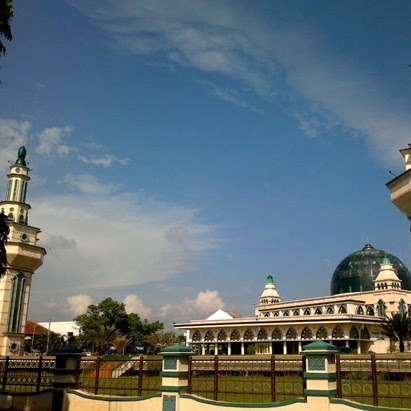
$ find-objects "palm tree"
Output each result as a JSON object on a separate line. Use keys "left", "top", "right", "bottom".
{"left": 89, "top": 324, "right": 120, "bottom": 354}
{"left": 380, "top": 312, "right": 411, "bottom": 353}
{"left": 0, "top": 212, "right": 9, "bottom": 278}
{"left": 113, "top": 335, "right": 133, "bottom": 355}
{"left": 143, "top": 331, "right": 183, "bottom": 353}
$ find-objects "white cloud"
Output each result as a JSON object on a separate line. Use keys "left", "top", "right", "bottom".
{"left": 36, "top": 126, "right": 76, "bottom": 157}
{"left": 66, "top": 294, "right": 93, "bottom": 316}
{"left": 124, "top": 294, "right": 151, "bottom": 319}
{"left": 78, "top": 154, "right": 116, "bottom": 168}
{"left": 66, "top": 0, "right": 411, "bottom": 164}
{"left": 59, "top": 173, "right": 120, "bottom": 194}
{"left": 78, "top": 143, "right": 129, "bottom": 167}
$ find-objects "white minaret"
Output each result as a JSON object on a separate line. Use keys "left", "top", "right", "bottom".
{"left": 373, "top": 256, "right": 402, "bottom": 290}
{"left": 259, "top": 275, "right": 281, "bottom": 305}
{"left": 0, "top": 147, "right": 46, "bottom": 355}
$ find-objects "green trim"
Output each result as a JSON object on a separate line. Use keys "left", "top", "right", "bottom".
{"left": 161, "top": 352, "right": 193, "bottom": 357}
{"left": 331, "top": 398, "right": 408, "bottom": 411}
{"left": 304, "top": 372, "right": 336, "bottom": 380}
{"left": 303, "top": 351, "right": 336, "bottom": 356}
{"left": 160, "top": 385, "right": 188, "bottom": 392}
{"left": 160, "top": 371, "right": 189, "bottom": 377}
{"left": 180, "top": 394, "right": 306, "bottom": 408}
{"left": 65, "top": 390, "right": 161, "bottom": 402}
{"left": 304, "top": 389, "right": 338, "bottom": 397}
{"left": 303, "top": 341, "right": 337, "bottom": 351}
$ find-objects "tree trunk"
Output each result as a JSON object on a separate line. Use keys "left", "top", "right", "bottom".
{"left": 399, "top": 338, "right": 405, "bottom": 353}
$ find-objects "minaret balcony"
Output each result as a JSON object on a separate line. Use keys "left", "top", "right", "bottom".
{"left": 5, "top": 242, "right": 46, "bottom": 272}
{"left": 387, "top": 169, "right": 411, "bottom": 220}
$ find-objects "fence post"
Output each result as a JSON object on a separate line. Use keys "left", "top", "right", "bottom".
{"left": 2, "top": 356, "right": 9, "bottom": 391}
{"left": 36, "top": 355, "right": 43, "bottom": 393}
{"left": 94, "top": 356, "right": 100, "bottom": 395}
{"left": 336, "top": 354, "right": 342, "bottom": 398}
{"left": 187, "top": 356, "right": 192, "bottom": 394}
{"left": 271, "top": 355, "right": 276, "bottom": 402}
{"left": 159, "top": 344, "right": 196, "bottom": 411}
{"left": 213, "top": 355, "right": 218, "bottom": 401}
{"left": 138, "top": 355, "right": 144, "bottom": 396}
{"left": 371, "top": 354, "right": 378, "bottom": 406}
{"left": 302, "top": 341, "right": 339, "bottom": 410}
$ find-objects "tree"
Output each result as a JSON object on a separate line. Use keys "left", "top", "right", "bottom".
{"left": 0, "top": 212, "right": 9, "bottom": 278}
{"left": 381, "top": 312, "right": 411, "bottom": 353}
{"left": 143, "top": 331, "right": 183, "bottom": 354}
{"left": 74, "top": 297, "right": 164, "bottom": 354}
{"left": 24, "top": 332, "right": 64, "bottom": 355}
{"left": 113, "top": 335, "right": 133, "bottom": 355}
{"left": 0, "top": 0, "right": 13, "bottom": 82}
{"left": 88, "top": 324, "right": 120, "bottom": 354}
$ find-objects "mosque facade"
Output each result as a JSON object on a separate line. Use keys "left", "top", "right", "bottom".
{"left": 0, "top": 148, "right": 46, "bottom": 355}
{"left": 175, "top": 145, "right": 411, "bottom": 355}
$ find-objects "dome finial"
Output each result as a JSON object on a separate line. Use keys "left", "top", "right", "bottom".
{"left": 15, "top": 146, "right": 27, "bottom": 166}
{"left": 363, "top": 243, "right": 374, "bottom": 250}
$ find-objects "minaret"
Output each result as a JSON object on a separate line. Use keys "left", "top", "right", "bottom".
{"left": 259, "top": 275, "right": 281, "bottom": 305}
{"left": 373, "top": 256, "right": 402, "bottom": 290}
{"left": 0, "top": 147, "right": 46, "bottom": 355}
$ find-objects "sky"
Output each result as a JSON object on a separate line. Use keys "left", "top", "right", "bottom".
{"left": 1, "top": 0, "right": 411, "bottom": 329}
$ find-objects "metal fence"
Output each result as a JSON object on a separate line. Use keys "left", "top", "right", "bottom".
{"left": 188, "top": 355, "right": 305, "bottom": 403}
{"left": 75, "top": 356, "right": 162, "bottom": 396}
{"left": 337, "top": 354, "right": 411, "bottom": 409}
{"left": 0, "top": 356, "right": 54, "bottom": 393}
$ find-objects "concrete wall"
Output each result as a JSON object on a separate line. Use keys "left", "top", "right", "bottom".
{"left": 0, "top": 390, "right": 52, "bottom": 411}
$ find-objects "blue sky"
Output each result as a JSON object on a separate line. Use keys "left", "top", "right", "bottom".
{"left": 1, "top": 0, "right": 411, "bottom": 327}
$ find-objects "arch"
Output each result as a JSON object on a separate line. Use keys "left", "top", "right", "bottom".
{"left": 7, "top": 213, "right": 13, "bottom": 221}
{"left": 356, "top": 306, "right": 364, "bottom": 315}
{"left": 326, "top": 306, "right": 334, "bottom": 314}
{"left": 361, "top": 327, "right": 370, "bottom": 340}
{"left": 377, "top": 299, "right": 387, "bottom": 317}
{"left": 230, "top": 329, "right": 240, "bottom": 341}
{"left": 244, "top": 329, "right": 255, "bottom": 341}
{"left": 332, "top": 326, "right": 344, "bottom": 339}
{"left": 316, "top": 327, "right": 328, "bottom": 340}
{"left": 293, "top": 309, "right": 300, "bottom": 316}
{"left": 7, "top": 272, "right": 26, "bottom": 333}
{"left": 338, "top": 305, "right": 347, "bottom": 314}
{"left": 286, "top": 328, "right": 298, "bottom": 340}
{"left": 257, "top": 328, "right": 268, "bottom": 341}
{"left": 272, "top": 328, "right": 282, "bottom": 340}
{"left": 217, "top": 330, "right": 227, "bottom": 342}
{"left": 398, "top": 299, "right": 406, "bottom": 315}
{"left": 18, "top": 214, "right": 25, "bottom": 224}
{"left": 204, "top": 330, "right": 215, "bottom": 342}
{"left": 303, "top": 308, "right": 311, "bottom": 315}
{"left": 366, "top": 306, "right": 374, "bottom": 316}
{"left": 192, "top": 331, "right": 202, "bottom": 342}
{"left": 315, "top": 307, "right": 323, "bottom": 315}
{"left": 349, "top": 326, "right": 359, "bottom": 340}
{"left": 301, "top": 327, "right": 313, "bottom": 340}
{"left": 273, "top": 311, "right": 279, "bottom": 317}
{"left": 283, "top": 310, "right": 289, "bottom": 316}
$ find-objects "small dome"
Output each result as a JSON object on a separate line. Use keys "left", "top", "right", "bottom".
{"left": 15, "top": 146, "right": 27, "bottom": 166}
{"left": 330, "top": 244, "right": 411, "bottom": 295}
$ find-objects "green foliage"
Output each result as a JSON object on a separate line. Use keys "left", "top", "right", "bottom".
{"left": 74, "top": 297, "right": 163, "bottom": 354}
{"left": 0, "top": 212, "right": 9, "bottom": 278}
{"left": 0, "top": 0, "right": 13, "bottom": 56}
{"left": 246, "top": 344, "right": 256, "bottom": 355}
{"left": 24, "top": 332, "right": 64, "bottom": 355}
{"left": 380, "top": 311, "right": 411, "bottom": 353}
{"left": 142, "top": 331, "right": 183, "bottom": 354}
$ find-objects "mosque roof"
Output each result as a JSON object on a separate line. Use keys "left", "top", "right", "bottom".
{"left": 330, "top": 243, "right": 411, "bottom": 295}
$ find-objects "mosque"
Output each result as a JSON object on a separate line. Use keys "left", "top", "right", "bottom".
{"left": 175, "top": 146, "right": 411, "bottom": 355}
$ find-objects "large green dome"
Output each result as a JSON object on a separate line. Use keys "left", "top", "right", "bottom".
{"left": 330, "top": 243, "right": 411, "bottom": 295}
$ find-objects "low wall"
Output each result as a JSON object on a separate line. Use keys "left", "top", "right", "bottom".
{"left": 0, "top": 389, "right": 52, "bottom": 411}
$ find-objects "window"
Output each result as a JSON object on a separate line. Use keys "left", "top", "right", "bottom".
{"left": 192, "top": 331, "right": 202, "bottom": 342}
{"left": 257, "top": 329, "right": 268, "bottom": 341}
{"left": 366, "top": 306, "right": 374, "bottom": 316}
{"left": 332, "top": 326, "right": 344, "bottom": 339}
{"left": 301, "top": 327, "right": 313, "bottom": 340}
{"left": 217, "top": 330, "right": 227, "bottom": 341}
{"left": 303, "top": 308, "right": 311, "bottom": 315}
{"left": 356, "top": 306, "right": 364, "bottom": 315}
{"left": 326, "top": 306, "right": 334, "bottom": 314}
{"left": 244, "top": 329, "right": 255, "bottom": 341}
{"left": 272, "top": 329, "right": 282, "bottom": 340}
{"left": 361, "top": 327, "right": 370, "bottom": 340}
{"left": 316, "top": 327, "right": 328, "bottom": 340}
{"left": 338, "top": 305, "right": 347, "bottom": 314}
{"left": 349, "top": 326, "right": 359, "bottom": 340}
{"left": 7, "top": 272, "right": 26, "bottom": 333}
{"left": 315, "top": 307, "right": 323, "bottom": 315}
{"left": 283, "top": 310, "right": 289, "bottom": 316}
{"left": 273, "top": 311, "right": 279, "bottom": 317}
{"left": 286, "top": 328, "right": 297, "bottom": 340}
{"left": 377, "top": 299, "right": 387, "bottom": 317}
{"left": 204, "top": 330, "right": 215, "bottom": 342}
{"left": 293, "top": 310, "right": 300, "bottom": 316}
{"left": 398, "top": 299, "right": 406, "bottom": 315}
{"left": 230, "top": 330, "right": 240, "bottom": 341}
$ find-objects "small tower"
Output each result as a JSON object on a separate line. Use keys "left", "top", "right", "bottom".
{"left": 0, "top": 147, "right": 46, "bottom": 355}
{"left": 259, "top": 275, "right": 281, "bottom": 305}
{"left": 373, "top": 256, "right": 402, "bottom": 291}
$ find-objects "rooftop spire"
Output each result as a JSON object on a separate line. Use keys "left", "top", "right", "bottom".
{"left": 15, "top": 146, "right": 27, "bottom": 167}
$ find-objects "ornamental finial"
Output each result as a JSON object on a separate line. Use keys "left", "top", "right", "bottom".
{"left": 15, "top": 146, "right": 27, "bottom": 166}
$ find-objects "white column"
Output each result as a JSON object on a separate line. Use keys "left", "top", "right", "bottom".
{"left": 228, "top": 343, "right": 231, "bottom": 355}
{"left": 283, "top": 341, "right": 287, "bottom": 354}
{"left": 241, "top": 342, "right": 245, "bottom": 355}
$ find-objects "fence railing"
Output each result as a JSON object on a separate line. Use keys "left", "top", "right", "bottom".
{"left": 0, "top": 356, "right": 55, "bottom": 393}
{"left": 75, "top": 356, "right": 162, "bottom": 396}
{"left": 187, "top": 355, "right": 305, "bottom": 403}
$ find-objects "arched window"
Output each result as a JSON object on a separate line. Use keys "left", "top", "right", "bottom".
{"left": 244, "top": 329, "right": 255, "bottom": 341}
{"left": 332, "top": 326, "right": 344, "bottom": 339}
{"left": 303, "top": 308, "right": 311, "bottom": 315}
{"left": 273, "top": 311, "right": 279, "bottom": 317}
{"left": 283, "top": 310, "right": 289, "bottom": 316}
{"left": 377, "top": 299, "right": 387, "bottom": 317}
{"left": 7, "top": 272, "right": 26, "bottom": 333}
{"left": 257, "top": 328, "right": 268, "bottom": 341}
{"left": 326, "top": 306, "right": 334, "bottom": 314}
{"left": 272, "top": 329, "right": 282, "bottom": 340}
{"left": 293, "top": 309, "right": 300, "bottom": 316}
{"left": 366, "top": 306, "right": 374, "bottom": 316}
{"left": 217, "top": 330, "right": 227, "bottom": 342}
{"left": 316, "top": 327, "right": 328, "bottom": 340}
{"left": 398, "top": 299, "right": 406, "bottom": 315}
{"left": 230, "top": 330, "right": 240, "bottom": 341}
{"left": 204, "top": 330, "right": 215, "bottom": 342}
{"left": 349, "top": 326, "right": 359, "bottom": 340}
{"left": 18, "top": 214, "right": 25, "bottom": 224}
{"left": 301, "top": 327, "right": 313, "bottom": 340}
{"left": 192, "top": 331, "right": 202, "bottom": 342}
{"left": 356, "top": 306, "right": 364, "bottom": 315}
{"left": 7, "top": 213, "right": 13, "bottom": 221}
{"left": 264, "top": 312, "right": 270, "bottom": 317}
{"left": 338, "top": 305, "right": 347, "bottom": 314}
{"left": 315, "top": 307, "right": 323, "bottom": 315}
{"left": 361, "top": 327, "right": 370, "bottom": 340}
{"left": 286, "top": 328, "right": 297, "bottom": 340}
